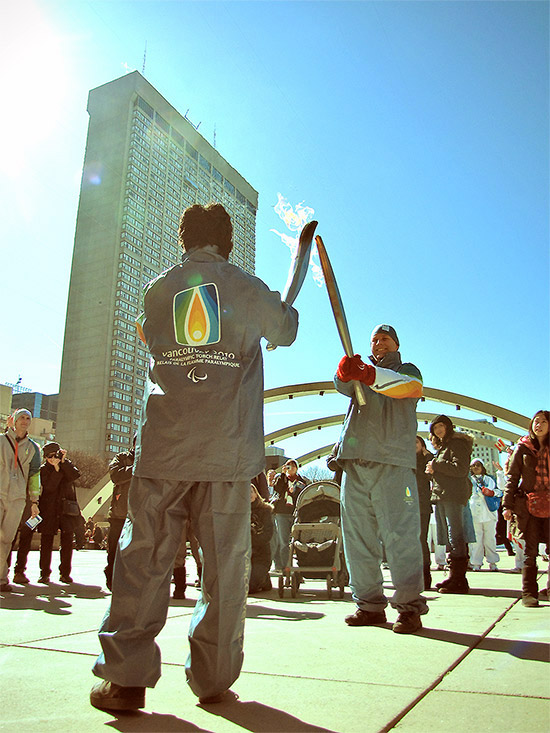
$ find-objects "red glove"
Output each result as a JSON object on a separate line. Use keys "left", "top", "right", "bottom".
{"left": 336, "top": 354, "right": 375, "bottom": 385}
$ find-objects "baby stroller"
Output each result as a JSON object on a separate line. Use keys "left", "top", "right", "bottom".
{"left": 278, "top": 480, "right": 348, "bottom": 599}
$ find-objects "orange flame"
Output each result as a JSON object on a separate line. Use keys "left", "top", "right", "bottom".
{"left": 185, "top": 289, "right": 209, "bottom": 344}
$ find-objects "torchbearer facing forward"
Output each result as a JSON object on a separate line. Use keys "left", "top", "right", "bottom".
{"left": 90, "top": 203, "right": 298, "bottom": 711}
{"left": 334, "top": 325, "right": 428, "bottom": 634}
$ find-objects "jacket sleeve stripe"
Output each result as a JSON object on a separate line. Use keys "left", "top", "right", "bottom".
{"left": 371, "top": 366, "right": 423, "bottom": 399}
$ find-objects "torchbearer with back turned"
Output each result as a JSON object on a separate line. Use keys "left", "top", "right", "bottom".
{"left": 90, "top": 203, "right": 298, "bottom": 712}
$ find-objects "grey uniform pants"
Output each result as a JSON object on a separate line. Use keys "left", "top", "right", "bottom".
{"left": 341, "top": 460, "right": 428, "bottom": 615}
{"left": 93, "top": 477, "right": 251, "bottom": 698}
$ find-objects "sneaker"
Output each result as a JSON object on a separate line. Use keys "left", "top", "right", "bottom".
{"left": 539, "top": 589, "right": 548, "bottom": 601}
{"left": 13, "top": 572, "right": 30, "bottom": 584}
{"left": 511, "top": 567, "right": 522, "bottom": 573}
{"left": 37, "top": 575, "right": 50, "bottom": 584}
{"left": 436, "top": 564, "right": 445, "bottom": 571}
{"left": 0, "top": 582, "right": 12, "bottom": 593}
{"left": 345, "top": 608, "right": 387, "bottom": 626}
{"left": 392, "top": 611, "right": 422, "bottom": 635}
{"left": 60, "top": 575, "right": 73, "bottom": 584}
{"left": 489, "top": 563, "right": 498, "bottom": 572}
{"left": 521, "top": 594, "right": 539, "bottom": 608}
{"left": 90, "top": 680, "right": 146, "bottom": 711}
{"left": 471, "top": 566, "right": 481, "bottom": 572}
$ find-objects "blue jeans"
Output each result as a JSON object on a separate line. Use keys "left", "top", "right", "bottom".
{"left": 274, "top": 513, "right": 293, "bottom": 570}
{"left": 435, "top": 501, "right": 466, "bottom": 558}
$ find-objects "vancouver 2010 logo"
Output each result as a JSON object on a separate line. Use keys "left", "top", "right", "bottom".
{"left": 173, "top": 283, "right": 221, "bottom": 346}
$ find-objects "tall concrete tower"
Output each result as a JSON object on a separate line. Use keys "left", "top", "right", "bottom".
{"left": 57, "top": 72, "right": 258, "bottom": 455}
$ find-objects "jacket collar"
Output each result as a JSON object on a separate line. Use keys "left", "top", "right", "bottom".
{"left": 369, "top": 351, "right": 402, "bottom": 370}
{"left": 182, "top": 247, "right": 226, "bottom": 264}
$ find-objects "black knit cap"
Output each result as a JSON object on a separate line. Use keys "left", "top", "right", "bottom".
{"left": 371, "top": 324, "right": 399, "bottom": 348}
{"left": 43, "top": 441, "right": 60, "bottom": 457}
{"left": 429, "top": 415, "right": 454, "bottom": 436}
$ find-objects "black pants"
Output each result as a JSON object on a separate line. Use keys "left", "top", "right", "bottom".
{"left": 419, "top": 510, "right": 431, "bottom": 573}
{"left": 40, "top": 532, "right": 74, "bottom": 577}
{"left": 105, "top": 518, "right": 125, "bottom": 588}
{"left": 522, "top": 515, "right": 550, "bottom": 596}
{"left": 14, "top": 523, "right": 34, "bottom": 573}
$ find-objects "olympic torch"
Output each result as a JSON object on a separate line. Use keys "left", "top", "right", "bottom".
{"left": 266, "top": 219, "right": 318, "bottom": 351}
{"left": 315, "top": 235, "right": 366, "bottom": 407}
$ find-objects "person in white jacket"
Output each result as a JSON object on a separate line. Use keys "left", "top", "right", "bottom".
{"left": 468, "top": 459, "right": 502, "bottom": 571}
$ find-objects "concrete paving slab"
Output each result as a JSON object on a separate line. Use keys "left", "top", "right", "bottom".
{"left": 392, "top": 689, "right": 550, "bottom": 733}
{"left": 2, "top": 549, "right": 549, "bottom": 732}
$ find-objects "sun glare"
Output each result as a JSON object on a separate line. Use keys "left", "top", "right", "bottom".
{"left": 2, "top": 3, "right": 70, "bottom": 175}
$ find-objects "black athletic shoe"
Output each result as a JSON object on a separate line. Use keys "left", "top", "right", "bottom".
{"left": 90, "top": 680, "right": 146, "bottom": 711}
{"left": 392, "top": 611, "right": 422, "bottom": 634}
{"left": 344, "top": 608, "right": 387, "bottom": 626}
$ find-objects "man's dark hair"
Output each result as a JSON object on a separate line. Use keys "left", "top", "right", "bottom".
{"left": 178, "top": 203, "right": 233, "bottom": 259}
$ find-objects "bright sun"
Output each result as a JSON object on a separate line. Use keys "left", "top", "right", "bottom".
{"left": 1, "top": 2, "right": 69, "bottom": 175}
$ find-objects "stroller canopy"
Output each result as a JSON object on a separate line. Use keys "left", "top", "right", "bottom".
{"left": 295, "top": 480, "right": 341, "bottom": 523}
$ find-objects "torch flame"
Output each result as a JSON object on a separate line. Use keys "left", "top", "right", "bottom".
{"left": 271, "top": 193, "right": 323, "bottom": 287}
{"left": 185, "top": 289, "right": 209, "bottom": 344}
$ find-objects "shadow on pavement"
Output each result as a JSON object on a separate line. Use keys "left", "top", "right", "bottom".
{"left": 0, "top": 582, "right": 107, "bottom": 615}
{"left": 421, "top": 626, "right": 550, "bottom": 662}
{"left": 103, "top": 699, "right": 338, "bottom": 733}
{"left": 245, "top": 604, "right": 324, "bottom": 621}
{"left": 106, "top": 712, "right": 208, "bottom": 732}
{"left": 200, "top": 699, "right": 339, "bottom": 732}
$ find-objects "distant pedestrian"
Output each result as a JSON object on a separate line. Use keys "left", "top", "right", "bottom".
{"left": 426, "top": 415, "right": 473, "bottom": 594}
{"left": 503, "top": 410, "right": 550, "bottom": 607}
{"left": 415, "top": 436, "right": 434, "bottom": 589}
{"left": 468, "top": 459, "right": 502, "bottom": 571}
{"left": 1, "top": 409, "right": 41, "bottom": 592}
{"left": 272, "top": 460, "right": 307, "bottom": 571}
{"left": 104, "top": 438, "right": 135, "bottom": 590}
{"left": 36, "top": 442, "right": 81, "bottom": 584}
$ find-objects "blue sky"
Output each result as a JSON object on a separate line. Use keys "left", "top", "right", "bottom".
{"left": 1, "top": 1, "right": 548, "bottom": 461}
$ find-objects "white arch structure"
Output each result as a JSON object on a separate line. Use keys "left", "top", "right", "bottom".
{"left": 264, "top": 382, "right": 530, "bottom": 467}
{"left": 80, "top": 381, "right": 530, "bottom": 515}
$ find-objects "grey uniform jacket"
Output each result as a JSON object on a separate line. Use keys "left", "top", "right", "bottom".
{"left": 134, "top": 249, "right": 298, "bottom": 483}
{"left": 334, "top": 351, "right": 423, "bottom": 470}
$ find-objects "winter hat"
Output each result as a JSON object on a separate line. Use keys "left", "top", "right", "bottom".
{"left": 12, "top": 408, "right": 32, "bottom": 424}
{"left": 371, "top": 324, "right": 399, "bottom": 348}
{"left": 470, "top": 459, "right": 486, "bottom": 474}
{"left": 43, "top": 441, "right": 60, "bottom": 458}
{"left": 429, "top": 415, "right": 454, "bottom": 436}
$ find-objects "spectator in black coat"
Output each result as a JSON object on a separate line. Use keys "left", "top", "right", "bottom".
{"left": 415, "top": 436, "right": 434, "bottom": 590}
{"left": 104, "top": 439, "right": 135, "bottom": 590}
{"left": 38, "top": 442, "right": 81, "bottom": 584}
{"left": 249, "top": 485, "right": 274, "bottom": 593}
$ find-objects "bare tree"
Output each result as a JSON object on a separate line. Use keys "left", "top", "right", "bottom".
{"left": 67, "top": 449, "right": 110, "bottom": 489}
{"left": 300, "top": 464, "right": 334, "bottom": 483}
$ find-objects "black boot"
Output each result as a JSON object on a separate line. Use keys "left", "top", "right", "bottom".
{"left": 173, "top": 566, "right": 186, "bottom": 599}
{"left": 438, "top": 556, "right": 469, "bottom": 594}
{"left": 521, "top": 565, "right": 539, "bottom": 607}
